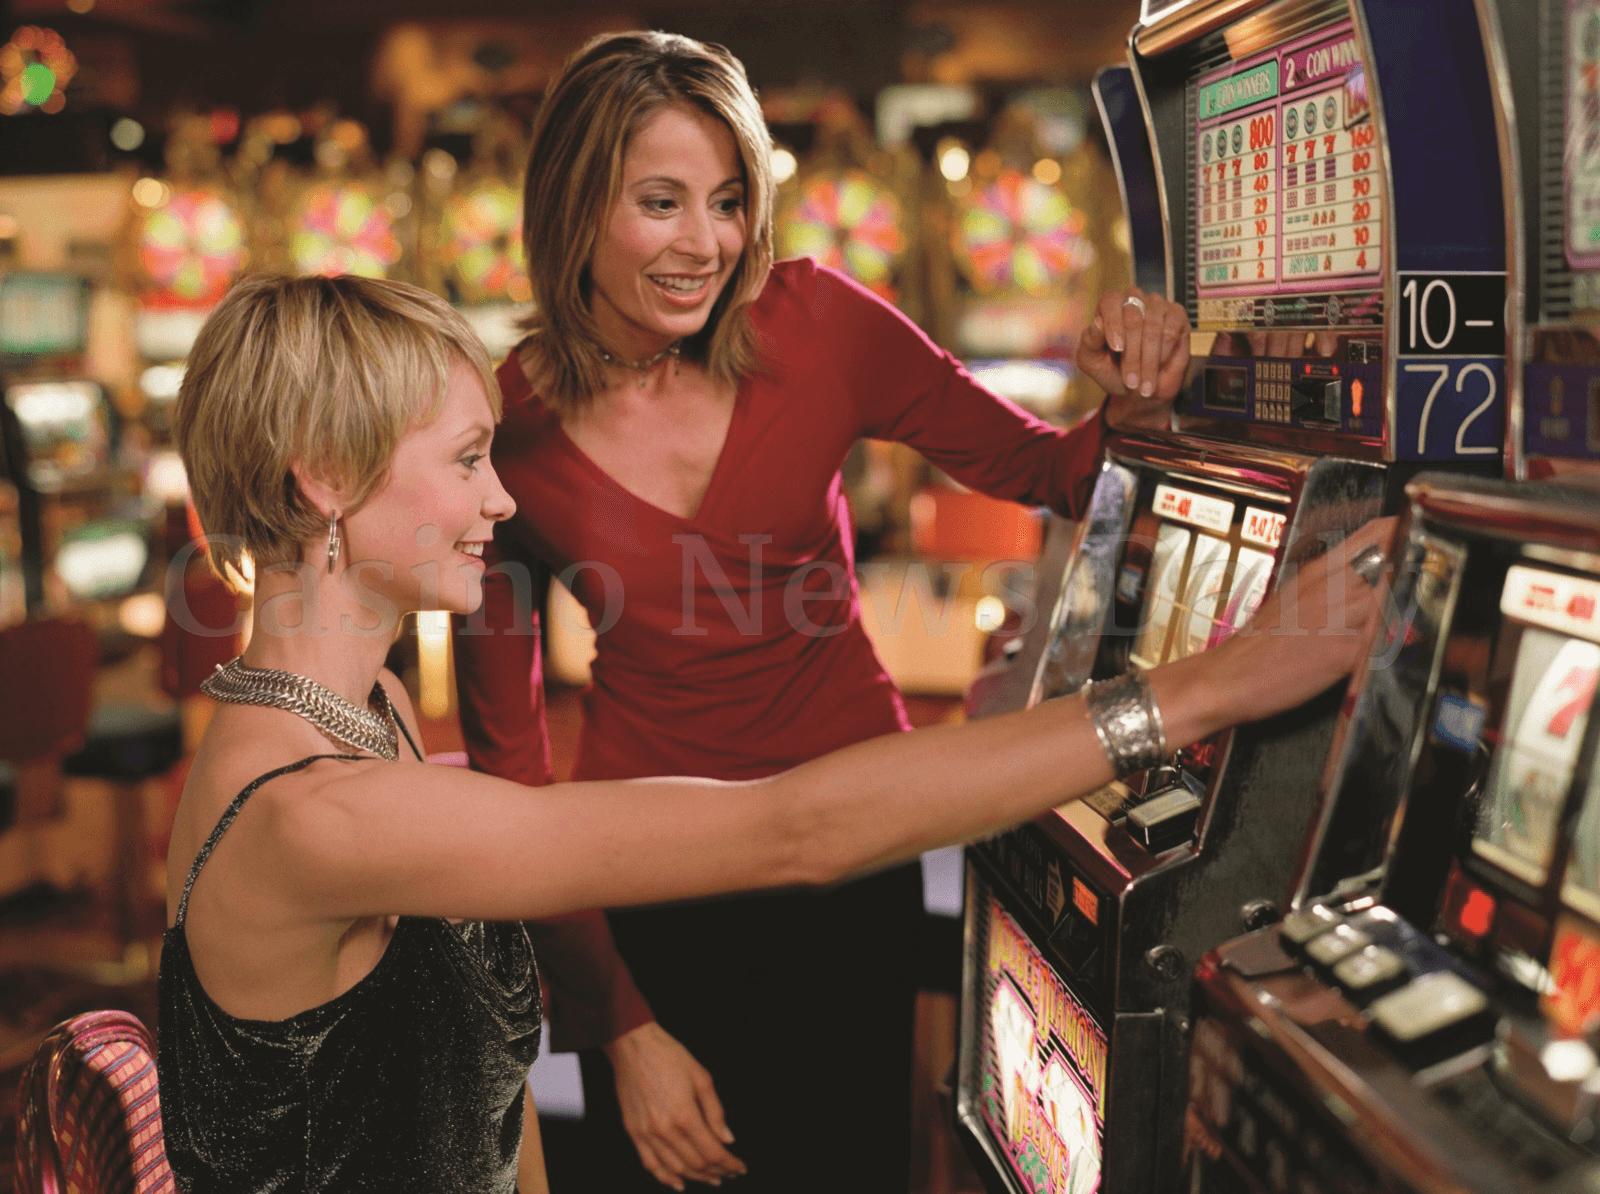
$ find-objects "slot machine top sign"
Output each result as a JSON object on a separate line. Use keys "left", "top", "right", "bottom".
{"left": 1195, "top": 25, "right": 1381, "bottom": 322}
{"left": 1137, "top": 0, "right": 1508, "bottom": 463}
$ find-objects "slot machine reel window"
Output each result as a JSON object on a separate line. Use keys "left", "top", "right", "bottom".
{"left": 1191, "top": 9, "right": 1384, "bottom": 334}
{"left": 1106, "top": 478, "right": 1285, "bottom": 801}
{"left": 1117, "top": 480, "right": 1282, "bottom": 672}
{"left": 3, "top": 381, "right": 112, "bottom": 490}
{"left": 1472, "top": 567, "right": 1600, "bottom": 889}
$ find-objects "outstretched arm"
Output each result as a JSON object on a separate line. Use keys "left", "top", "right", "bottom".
{"left": 265, "top": 518, "right": 1393, "bottom": 926}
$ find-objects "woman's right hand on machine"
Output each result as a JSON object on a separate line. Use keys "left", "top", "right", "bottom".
{"left": 1205, "top": 517, "right": 1396, "bottom": 722}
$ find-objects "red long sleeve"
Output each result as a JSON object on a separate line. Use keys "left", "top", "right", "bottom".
{"left": 451, "top": 531, "right": 654, "bottom": 1051}
{"left": 809, "top": 261, "right": 1106, "bottom": 518}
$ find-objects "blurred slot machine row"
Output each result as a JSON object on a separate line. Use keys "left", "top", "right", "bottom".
{"left": 949, "top": 0, "right": 1523, "bottom": 1191}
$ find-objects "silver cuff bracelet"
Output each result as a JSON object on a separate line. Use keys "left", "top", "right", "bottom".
{"left": 1085, "top": 671, "right": 1168, "bottom": 778}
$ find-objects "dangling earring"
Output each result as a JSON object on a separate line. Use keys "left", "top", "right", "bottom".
{"left": 326, "top": 511, "right": 341, "bottom": 573}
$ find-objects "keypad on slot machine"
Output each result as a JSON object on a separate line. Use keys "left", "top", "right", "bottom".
{"left": 1256, "top": 360, "right": 1294, "bottom": 424}
{"left": 1188, "top": 1015, "right": 1383, "bottom": 1193}
{"left": 1279, "top": 903, "right": 1496, "bottom": 1068}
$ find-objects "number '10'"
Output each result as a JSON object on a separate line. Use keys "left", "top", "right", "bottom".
{"left": 1401, "top": 277, "right": 1456, "bottom": 351}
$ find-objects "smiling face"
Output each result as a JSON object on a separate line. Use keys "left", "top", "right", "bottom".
{"left": 339, "top": 359, "right": 514, "bottom": 617}
{"left": 588, "top": 103, "right": 748, "bottom": 361}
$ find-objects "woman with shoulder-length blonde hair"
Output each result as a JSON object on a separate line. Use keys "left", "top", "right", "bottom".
{"left": 454, "top": 29, "right": 1197, "bottom": 1193}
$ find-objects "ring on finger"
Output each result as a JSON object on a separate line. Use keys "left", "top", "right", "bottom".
{"left": 1122, "top": 293, "right": 1147, "bottom": 315}
{"left": 1350, "top": 545, "right": 1386, "bottom": 587}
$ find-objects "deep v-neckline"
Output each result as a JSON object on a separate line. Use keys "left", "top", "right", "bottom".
{"left": 552, "top": 382, "right": 746, "bottom": 528}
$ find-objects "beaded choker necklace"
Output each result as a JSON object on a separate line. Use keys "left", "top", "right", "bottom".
{"left": 599, "top": 341, "right": 682, "bottom": 387}
{"left": 200, "top": 656, "right": 400, "bottom": 761}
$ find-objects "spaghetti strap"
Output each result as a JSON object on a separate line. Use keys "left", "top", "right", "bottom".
{"left": 395, "top": 714, "right": 424, "bottom": 762}
{"left": 175, "top": 754, "right": 363, "bottom": 927}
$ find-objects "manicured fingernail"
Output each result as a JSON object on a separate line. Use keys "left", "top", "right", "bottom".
{"left": 1141, "top": 381, "right": 1154, "bottom": 397}
{"left": 1110, "top": 337, "right": 1123, "bottom": 351}
{"left": 1125, "top": 372, "right": 1138, "bottom": 389}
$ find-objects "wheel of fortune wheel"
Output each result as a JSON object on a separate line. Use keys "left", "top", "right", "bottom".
{"left": 138, "top": 189, "right": 248, "bottom": 305}
{"left": 954, "top": 169, "right": 1094, "bottom": 297}
{"left": 778, "top": 169, "right": 906, "bottom": 300}
{"left": 440, "top": 180, "right": 525, "bottom": 304}
{"left": 290, "top": 181, "right": 402, "bottom": 279}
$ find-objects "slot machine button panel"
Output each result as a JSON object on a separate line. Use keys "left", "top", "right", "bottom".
{"left": 1305, "top": 923, "right": 1371, "bottom": 967}
{"left": 1332, "top": 945, "right": 1406, "bottom": 996}
{"left": 1280, "top": 903, "right": 1343, "bottom": 945}
{"left": 1369, "top": 971, "right": 1491, "bottom": 1048}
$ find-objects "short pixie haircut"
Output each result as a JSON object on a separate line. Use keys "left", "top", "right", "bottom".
{"left": 175, "top": 274, "right": 500, "bottom": 585}
{"left": 520, "top": 31, "right": 775, "bottom": 411}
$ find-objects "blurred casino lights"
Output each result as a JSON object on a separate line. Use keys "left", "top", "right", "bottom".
{"left": 132, "top": 178, "right": 172, "bottom": 208}
{"left": 416, "top": 610, "right": 453, "bottom": 720}
{"left": 0, "top": 27, "right": 76, "bottom": 117}
{"left": 938, "top": 142, "right": 970, "bottom": 182}
{"left": 118, "top": 591, "right": 167, "bottom": 639}
{"left": 974, "top": 595, "right": 1007, "bottom": 634}
{"left": 110, "top": 118, "right": 146, "bottom": 152}
{"left": 771, "top": 147, "right": 799, "bottom": 185}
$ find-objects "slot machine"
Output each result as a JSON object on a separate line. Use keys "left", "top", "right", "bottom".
{"left": 953, "top": 2, "right": 1509, "bottom": 1191}
{"left": 1185, "top": 478, "right": 1600, "bottom": 1193}
{"left": 0, "top": 271, "right": 159, "bottom": 647}
{"left": 1174, "top": 3, "right": 1600, "bottom": 1190}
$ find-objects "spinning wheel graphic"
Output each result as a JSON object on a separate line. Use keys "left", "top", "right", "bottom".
{"left": 778, "top": 170, "right": 905, "bottom": 299}
{"left": 439, "top": 181, "right": 525, "bottom": 303}
{"left": 290, "top": 182, "right": 401, "bottom": 279}
{"left": 954, "top": 171, "right": 1093, "bottom": 297}
{"left": 138, "top": 190, "right": 247, "bottom": 305}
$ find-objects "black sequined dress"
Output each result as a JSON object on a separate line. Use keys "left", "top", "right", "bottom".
{"left": 157, "top": 748, "right": 542, "bottom": 1193}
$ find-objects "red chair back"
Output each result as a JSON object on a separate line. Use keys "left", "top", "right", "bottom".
{"left": 0, "top": 616, "right": 95, "bottom": 764}
{"left": 14, "top": 1010, "right": 175, "bottom": 1194}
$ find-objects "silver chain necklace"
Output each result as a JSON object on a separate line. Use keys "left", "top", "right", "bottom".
{"left": 599, "top": 340, "right": 682, "bottom": 387}
{"left": 201, "top": 656, "right": 400, "bottom": 761}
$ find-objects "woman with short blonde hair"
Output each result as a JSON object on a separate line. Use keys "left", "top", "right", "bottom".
{"left": 456, "top": 30, "right": 1200, "bottom": 1192}
{"left": 156, "top": 271, "right": 1387, "bottom": 1193}
{"left": 179, "top": 273, "right": 500, "bottom": 581}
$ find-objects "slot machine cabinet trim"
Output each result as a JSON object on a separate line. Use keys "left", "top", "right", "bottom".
{"left": 1094, "top": 64, "right": 1174, "bottom": 299}
{"left": 1134, "top": 0, "right": 1285, "bottom": 58}
{"left": 1291, "top": 504, "right": 1467, "bottom": 910}
{"left": 1352, "top": 0, "right": 1403, "bottom": 461}
{"left": 1124, "top": 35, "right": 1181, "bottom": 311}
{"left": 1474, "top": 0, "right": 1530, "bottom": 481}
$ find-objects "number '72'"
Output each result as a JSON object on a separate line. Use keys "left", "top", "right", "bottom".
{"left": 1404, "top": 361, "right": 1499, "bottom": 457}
